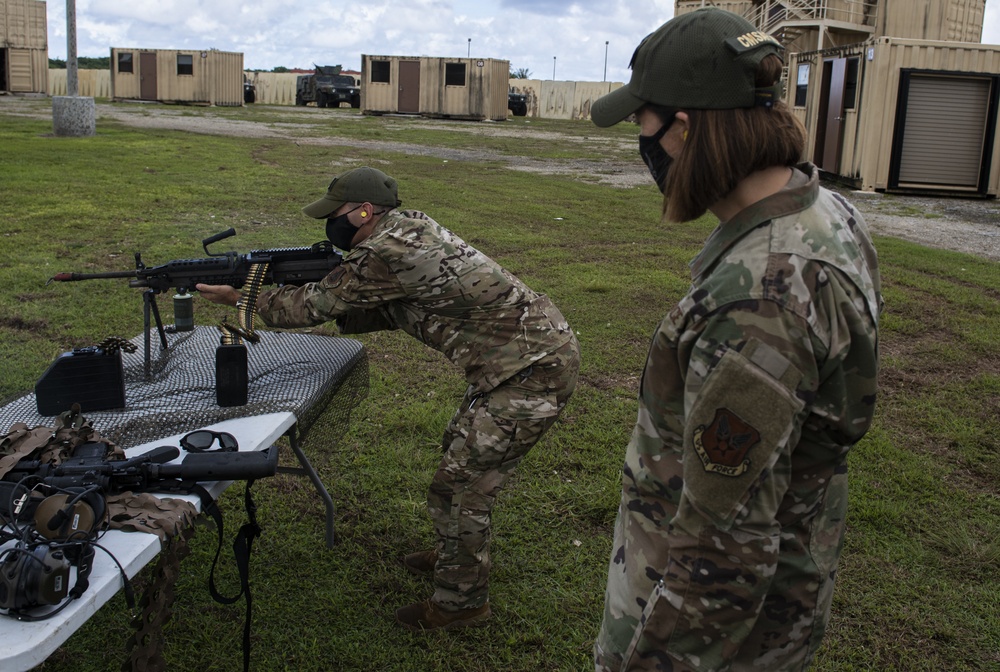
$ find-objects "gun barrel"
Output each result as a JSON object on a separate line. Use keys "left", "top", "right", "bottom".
{"left": 50, "top": 270, "right": 140, "bottom": 282}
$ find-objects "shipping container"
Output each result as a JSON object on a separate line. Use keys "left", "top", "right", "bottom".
{"left": 361, "top": 55, "right": 510, "bottom": 121}
{"left": 788, "top": 37, "right": 1000, "bottom": 196}
{"left": 0, "top": 0, "right": 47, "bottom": 94}
{"left": 110, "top": 48, "right": 245, "bottom": 106}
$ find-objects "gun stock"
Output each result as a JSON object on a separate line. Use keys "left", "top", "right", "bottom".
{"left": 153, "top": 445, "right": 280, "bottom": 482}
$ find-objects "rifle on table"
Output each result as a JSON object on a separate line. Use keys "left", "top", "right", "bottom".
{"left": 0, "top": 441, "right": 279, "bottom": 618}
{"left": 0, "top": 441, "right": 278, "bottom": 499}
{"left": 48, "top": 228, "right": 342, "bottom": 375}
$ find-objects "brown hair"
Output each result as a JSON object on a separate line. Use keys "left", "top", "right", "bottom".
{"left": 662, "top": 55, "right": 806, "bottom": 223}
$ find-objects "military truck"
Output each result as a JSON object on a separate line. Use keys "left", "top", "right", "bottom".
{"left": 507, "top": 88, "right": 527, "bottom": 117}
{"left": 295, "top": 65, "right": 361, "bottom": 108}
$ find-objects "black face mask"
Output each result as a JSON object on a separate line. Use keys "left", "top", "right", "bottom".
{"left": 326, "top": 205, "right": 363, "bottom": 250}
{"left": 638, "top": 123, "right": 673, "bottom": 193}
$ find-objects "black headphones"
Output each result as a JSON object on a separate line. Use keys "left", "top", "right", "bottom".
{"left": 0, "top": 538, "right": 99, "bottom": 619}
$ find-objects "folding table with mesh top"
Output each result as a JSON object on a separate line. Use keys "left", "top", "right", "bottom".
{"left": 1, "top": 325, "right": 369, "bottom": 548}
{"left": 0, "top": 326, "right": 368, "bottom": 672}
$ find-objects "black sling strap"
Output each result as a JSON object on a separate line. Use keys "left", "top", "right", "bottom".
{"left": 193, "top": 480, "right": 262, "bottom": 672}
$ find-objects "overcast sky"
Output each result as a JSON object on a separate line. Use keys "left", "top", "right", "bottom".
{"left": 45, "top": 0, "right": 1000, "bottom": 83}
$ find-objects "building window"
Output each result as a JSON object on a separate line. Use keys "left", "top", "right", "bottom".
{"left": 371, "top": 60, "right": 390, "bottom": 83}
{"left": 445, "top": 63, "right": 467, "bottom": 86}
{"left": 177, "top": 54, "right": 193, "bottom": 76}
{"left": 117, "top": 52, "right": 133, "bottom": 74}
{"left": 844, "top": 58, "right": 860, "bottom": 110}
{"left": 795, "top": 63, "right": 810, "bottom": 107}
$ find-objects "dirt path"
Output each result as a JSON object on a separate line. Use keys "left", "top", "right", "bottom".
{"left": 5, "top": 95, "right": 999, "bottom": 261}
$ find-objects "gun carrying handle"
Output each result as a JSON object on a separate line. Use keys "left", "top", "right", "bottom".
{"left": 203, "top": 228, "right": 237, "bottom": 256}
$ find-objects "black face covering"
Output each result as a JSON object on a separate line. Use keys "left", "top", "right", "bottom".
{"left": 638, "top": 123, "right": 673, "bottom": 193}
{"left": 325, "top": 205, "right": 363, "bottom": 250}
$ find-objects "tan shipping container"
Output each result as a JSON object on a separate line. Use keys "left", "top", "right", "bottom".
{"left": 110, "top": 48, "right": 245, "bottom": 106}
{"left": 788, "top": 36, "right": 1000, "bottom": 196}
{"left": 878, "top": 0, "right": 985, "bottom": 43}
{"left": 0, "top": 0, "right": 48, "bottom": 93}
{"left": 361, "top": 55, "right": 510, "bottom": 121}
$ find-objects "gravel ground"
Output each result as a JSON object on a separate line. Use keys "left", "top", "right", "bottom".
{"left": 4, "top": 95, "right": 999, "bottom": 261}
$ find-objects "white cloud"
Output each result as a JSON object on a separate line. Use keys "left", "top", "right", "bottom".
{"left": 46, "top": 0, "right": 674, "bottom": 82}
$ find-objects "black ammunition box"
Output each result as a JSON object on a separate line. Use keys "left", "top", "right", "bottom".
{"left": 35, "top": 347, "right": 126, "bottom": 416}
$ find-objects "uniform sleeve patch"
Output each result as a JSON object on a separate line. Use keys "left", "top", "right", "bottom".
{"left": 683, "top": 339, "right": 806, "bottom": 530}
{"left": 693, "top": 408, "right": 761, "bottom": 477}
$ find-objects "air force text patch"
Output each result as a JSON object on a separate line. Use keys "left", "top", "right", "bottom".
{"left": 693, "top": 408, "right": 761, "bottom": 477}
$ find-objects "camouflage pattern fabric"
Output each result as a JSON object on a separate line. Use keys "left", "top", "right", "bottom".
{"left": 255, "top": 208, "right": 580, "bottom": 608}
{"left": 595, "top": 163, "right": 882, "bottom": 671}
{"left": 257, "top": 209, "right": 576, "bottom": 394}
{"left": 429, "top": 337, "right": 579, "bottom": 609}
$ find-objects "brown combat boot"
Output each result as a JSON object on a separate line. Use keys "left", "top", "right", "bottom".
{"left": 395, "top": 599, "right": 491, "bottom": 632}
{"left": 402, "top": 549, "right": 437, "bottom": 577}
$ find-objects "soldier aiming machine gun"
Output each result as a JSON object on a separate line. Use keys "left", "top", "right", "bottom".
{"left": 49, "top": 228, "right": 343, "bottom": 374}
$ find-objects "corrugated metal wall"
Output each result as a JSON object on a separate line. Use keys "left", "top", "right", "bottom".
{"left": 48, "top": 69, "right": 112, "bottom": 97}
{"left": 675, "top": 1, "right": 753, "bottom": 18}
{"left": 507, "top": 80, "right": 621, "bottom": 120}
{"left": 244, "top": 72, "right": 300, "bottom": 105}
{"left": 1, "top": 0, "right": 47, "bottom": 93}
{"left": 880, "top": 0, "right": 985, "bottom": 42}
{"left": 2, "top": 0, "right": 46, "bottom": 49}
{"left": 788, "top": 37, "right": 1000, "bottom": 195}
{"left": 110, "top": 48, "right": 244, "bottom": 106}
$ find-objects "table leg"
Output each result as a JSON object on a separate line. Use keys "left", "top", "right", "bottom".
{"left": 275, "top": 425, "right": 337, "bottom": 548}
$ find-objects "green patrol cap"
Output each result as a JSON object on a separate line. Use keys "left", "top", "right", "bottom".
{"left": 302, "top": 166, "right": 402, "bottom": 218}
{"left": 591, "top": 7, "right": 783, "bottom": 127}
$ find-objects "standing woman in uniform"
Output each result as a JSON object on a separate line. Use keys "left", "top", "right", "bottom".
{"left": 589, "top": 8, "right": 882, "bottom": 671}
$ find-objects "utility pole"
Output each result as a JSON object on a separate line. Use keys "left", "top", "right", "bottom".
{"left": 603, "top": 41, "right": 609, "bottom": 82}
{"left": 553, "top": 56, "right": 556, "bottom": 80}
{"left": 53, "top": 0, "right": 95, "bottom": 136}
{"left": 66, "top": 0, "right": 78, "bottom": 97}
{"left": 468, "top": 38, "right": 471, "bottom": 57}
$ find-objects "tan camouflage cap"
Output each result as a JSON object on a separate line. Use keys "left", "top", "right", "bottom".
{"left": 302, "top": 166, "right": 401, "bottom": 218}
{"left": 591, "top": 7, "right": 783, "bottom": 127}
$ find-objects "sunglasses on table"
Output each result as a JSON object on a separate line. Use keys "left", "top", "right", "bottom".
{"left": 180, "top": 430, "right": 239, "bottom": 453}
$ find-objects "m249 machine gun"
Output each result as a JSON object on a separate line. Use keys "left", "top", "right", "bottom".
{"left": 49, "top": 228, "right": 343, "bottom": 375}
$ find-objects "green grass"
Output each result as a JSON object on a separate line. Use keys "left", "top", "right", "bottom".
{"left": 2, "top": 99, "right": 998, "bottom": 671}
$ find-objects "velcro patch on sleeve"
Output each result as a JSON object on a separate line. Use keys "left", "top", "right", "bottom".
{"left": 683, "top": 341, "right": 805, "bottom": 530}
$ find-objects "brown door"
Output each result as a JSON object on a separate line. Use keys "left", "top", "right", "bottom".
{"left": 139, "top": 52, "right": 157, "bottom": 100}
{"left": 7, "top": 49, "right": 33, "bottom": 92}
{"left": 398, "top": 61, "right": 420, "bottom": 113}
{"left": 815, "top": 58, "right": 847, "bottom": 173}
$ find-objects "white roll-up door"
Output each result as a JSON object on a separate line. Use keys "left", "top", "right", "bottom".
{"left": 898, "top": 75, "right": 991, "bottom": 188}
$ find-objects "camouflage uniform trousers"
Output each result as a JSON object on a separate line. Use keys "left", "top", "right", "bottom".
{"left": 427, "top": 337, "right": 580, "bottom": 610}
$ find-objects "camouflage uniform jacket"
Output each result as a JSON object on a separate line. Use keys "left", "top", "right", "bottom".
{"left": 256, "top": 209, "right": 575, "bottom": 394}
{"left": 596, "top": 163, "right": 882, "bottom": 671}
